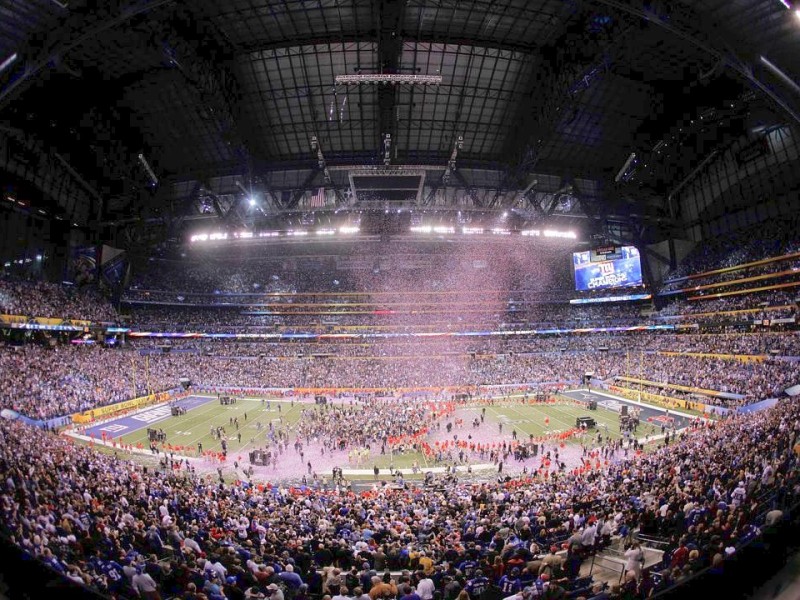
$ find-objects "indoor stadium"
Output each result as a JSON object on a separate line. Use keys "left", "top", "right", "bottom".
{"left": 0, "top": 1, "right": 799, "bottom": 600}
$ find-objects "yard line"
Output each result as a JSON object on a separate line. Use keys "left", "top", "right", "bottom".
{"left": 194, "top": 399, "right": 310, "bottom": 458}
{"left": 124, "top": 397, "right": 295, "bottom": 456}
{"left": 503, "top": 402, "right": 574, "bottom": 435}
{"left": 122, "top": 398, "right": 224, "bottom": 446}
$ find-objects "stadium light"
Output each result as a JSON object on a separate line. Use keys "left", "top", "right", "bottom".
{"left": 248, "top": 197, "right": 257, "bottom": 207}
{"left": 335, "top": 74, "right": 442, "bottom": 86}
{"left": 543, "top": 229, "right": 577, "bottom": 239}
{"left": 521, "top": 229, "right": 577, "bottom": 239}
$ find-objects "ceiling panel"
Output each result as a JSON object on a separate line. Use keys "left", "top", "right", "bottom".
{"left": 122, "top": 71, "right": 237, "bottom": 173}
{"left": 235, "top": 42, "right": 378, "bottom": 160}
{"left": 191, "top": 0, "right": 376, "bottom": 52}
{"left": 405, "top": 0, "right": 576, "bottom": 48}
{"left": 397, "top": 43, "right": 531, "bottom": 157}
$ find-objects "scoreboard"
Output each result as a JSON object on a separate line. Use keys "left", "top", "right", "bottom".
{"left": 573, "top": 245, "right": 642, "bottom": 291}
{"left": 590, "top": 245, "right": 624, "bottom": 262}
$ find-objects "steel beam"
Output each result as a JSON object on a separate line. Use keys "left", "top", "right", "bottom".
{"left": 143, "top": 7, "right": 254, "bottom": 168}
{"left": 453, "top": 170, "right": 484, "bottom": 209}
{"left": 588, "top": 0, "right": 800, "bottom": 126}
{"left": 0, "top": 0, "right": 176, "bottom": 111}
{"left": 496, "top": 10, "right": 633, "bottom": 209}
{"left": 376, "top": 0, "right": 408, "bottom": 156}
{"left": 0, "top": 126, "right": 97, "bottom": 224}
{"left": 284, "top": 170, "right": 321, "bottom": 210}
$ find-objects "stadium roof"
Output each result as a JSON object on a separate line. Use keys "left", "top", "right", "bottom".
{"left": 0, "top": 0, "right": 798, "bottom": 245}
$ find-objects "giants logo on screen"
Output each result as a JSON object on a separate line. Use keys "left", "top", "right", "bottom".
{"left": 588, "top": 262, "right": 628, "bottom": 289}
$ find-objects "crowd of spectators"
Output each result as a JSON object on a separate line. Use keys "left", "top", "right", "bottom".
{"left": 130, "top": 331, "right": 800, "bottom": 358}
{"left": 123, "top": 302, "right": 650, "bottom": 333}
{"left": 0, "top": 344, "right": 181, "bottom": 420}
{"left": 0, "top": 277, "right": 118, "bottom": 322}
{"left": 653, "top": 290, "right": 798, "bottom": 321}
{"left": 114, "top": 230, "right": 800, "bottom": 341}
{"left": 1, "top": 231, "right": 799, "bottom": 598}
{"left": 126, "top": 241, "right": 577, "bottom": 299}
{"left": 663, "top": 220, "right": 800, "bottom": 282}
{"left": 1, "top": 376, "right": 798, "bottom": 600}
{"left": 619, "top": 354, "right": 799, "bottom": 406}
{"left": 659, "top": 255, "right": 800, "bottom": 294}
{"left": 3, "top": 330, "right": 799, "bottom": 420}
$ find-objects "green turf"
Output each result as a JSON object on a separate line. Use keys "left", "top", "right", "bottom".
{"left": 120, "top": 396, "right": 305, "bottom": 455}
{"left": 116, "top": 396, "right": 663, "bottom": 469}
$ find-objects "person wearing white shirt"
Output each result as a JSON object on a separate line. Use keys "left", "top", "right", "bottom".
{"left": 581, "top": 523, "right": 597, "bottom": 549}
{"left": 503, "top": 588, "right": 532, "bottom": 600}
{"left": 623, "top": 543, "right": 644, "bottom": 580}
{"left": 731, "top": 481, "right": 747, "bottom": 507}
{"left": 416, "top": 575, "right": 435, "bottom": 600}
{"left": 183, "top": 535, "right": 202, "bottom": 555}
{"left": 132, "top": 568, "right": 160, "bottom": 600}
{"left": 202, "top": 558, "right": 227, "bottom": 581}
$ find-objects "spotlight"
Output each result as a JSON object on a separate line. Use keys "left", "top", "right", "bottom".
{"left": 249, "top": 197, "right": 257, "bottom": 207}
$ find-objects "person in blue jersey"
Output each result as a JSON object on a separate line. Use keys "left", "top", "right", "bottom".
{"left": 278, "top": 563, "right": 304, "bottom": 589}
{"left": 399, "top": 583, "right": 422, "bottom": 600}
{"left": 517, "top": 567, "right": 536, "bottom": 590}
{"left": 458, "top": 558, "right": 478, "bottom": 578}
{"left": 101, "top": 557, "right": 128, "bottom": 594}
{"left": 498, "top": 567, "right": 522, "bottom": 595}
{"left": 528, "top": 573, "right": 550, "bottom": 598}
{"left": 464, "top": 570, "right": 490, "bottom": 598}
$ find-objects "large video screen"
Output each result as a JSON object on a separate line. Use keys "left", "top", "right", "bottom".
{"left": 573, "top": 246, "right": 642, "bottom": 291}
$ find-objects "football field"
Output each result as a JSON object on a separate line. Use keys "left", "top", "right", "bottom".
{"left": 117, "top": 395, "right": 306, "bottom": 456}
{"left": 76, "top": 393, "right": 667, "bottom": 475}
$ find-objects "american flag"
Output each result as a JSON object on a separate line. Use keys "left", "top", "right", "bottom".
{"left": 309, "top": 187, "right": 326, "bottom": 208}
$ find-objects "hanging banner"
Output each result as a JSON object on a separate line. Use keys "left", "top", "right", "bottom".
{"left": 70, "top": 245, "right": 99, "bottom": 285}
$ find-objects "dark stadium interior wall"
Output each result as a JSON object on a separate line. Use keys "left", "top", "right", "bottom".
{"left": 0, "top": 133, "right": 94, "bottom": 227}
{"left": 701, "top": 191, "right": 800, "bottom": 239}
{"left": 0, "top": 209, "right": 72, "bottom": 280}
{"left": 675, "top": 123, "right": 800, "bottom": 241}
{"left": 645, "top": 239, "right": 696, "bottom": 283}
